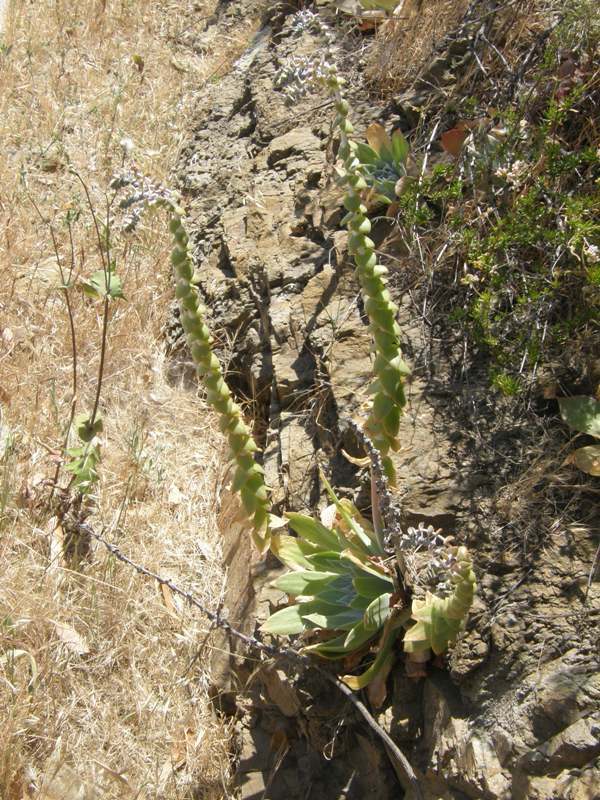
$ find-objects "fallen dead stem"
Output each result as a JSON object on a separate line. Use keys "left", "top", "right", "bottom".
{"left": 0, "top": 1, "right": 261, "bottom": 798}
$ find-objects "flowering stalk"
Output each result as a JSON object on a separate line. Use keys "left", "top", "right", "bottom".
{"left": 112, "top": 167, "right": 271, "bottom": 550}
{"left": 277, "top": 12, "right": 409, "bottom": 483}
{"left": 170, "top": 210, "right": 271, "bottom": 551}
{"left": 403, "top": 546, "right": 476, "bottom": 658}
{"left": 335, "top": 94, "right": 409, "bottom": 483}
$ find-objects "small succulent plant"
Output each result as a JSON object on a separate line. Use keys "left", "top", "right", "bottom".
{"left": 262, "top": 475, "right": 406, "bottom": 689}
{"left": 357, "top": 123, "right": 412, "bottom": 204}
{"left": 262, "top": 475, "right": 475, "bottom": 688}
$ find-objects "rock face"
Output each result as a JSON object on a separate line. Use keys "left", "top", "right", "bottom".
{"left": 175, "top": 2, "right": 600, "bottom": 798}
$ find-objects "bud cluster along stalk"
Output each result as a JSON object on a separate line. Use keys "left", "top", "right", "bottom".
{"left": 329, "top": 76, "right": 409, "bottom": 484}
{"left": 169, "top": 211, "right": 271, "bottom": 552}
{"left": 403, "top": 546, "right": 476, "bottom": 658}
{"left": 277, "top": 12, "right": 409, "bottom": 483}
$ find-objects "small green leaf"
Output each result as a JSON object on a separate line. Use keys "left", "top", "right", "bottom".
{"left": 342, "top": 615, "right": 406, "bottom": 689}
{"left": 307, "top": 551, "right": 356, "bottom": 575}
{"left": 270, "top": 534, "right": 319, "bottom": 570}
{"left": 363, "top": 593, "right": 391, "bottom": 631}
{"left": 558, "top": 396, "right": 600, "bottom": 438}
{"left": 305, "top": 620, "right": 376, "bottom": 657}
{"left": 320, "top": 473, "right": 379, "bottom": 554}
{"left": 318, "top": 575, "right": 358, "bottom": 607}
{"left": 354, "top": 142, "right": 379, "bottom": 166}
{"left": 74, "top": 413, "right": 103, "bottom": 443}
{"left": 353, "top": 574, "right": 395, "bottom": 598}
{"left": 390, "top": 130, "right": 409, "bottom": 165}
{"left": 82, "top": 269, "right": 125, "bottom": 300}
{"left": 302, "top": 605, "right": 364, "bottom": 631}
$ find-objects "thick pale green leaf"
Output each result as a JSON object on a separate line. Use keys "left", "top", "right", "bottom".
{"left": 286, "top": 512, "right": 341, "bottom": 551}
{"left": 320, "top": 473, "right": 379, "bottom": 554}
{"left": 272, "top": 571, "right": 338, "bottom": 596}
{"left": 355, "top": 142, "right": 379, "bottom": 166}
{"left": 573, "top": 444, "right": 600, "bottom": 476}
{"left": 302, "top": 607, "right": 364, "bottom": 631}
{"left": 363, "top": 593, "right": 391, "bottom": 631}
{"left": 307, "top": 551, "right": 357, "bottom": 575}
{"left": 306, "top": 620, "right": 376, "bottom": 657}
{"left": 558, "top": 396, "right": 600, "bottom": 438}
{"left": 429, "top": 602, "right": 461, "bottom": 655}
{"left": 403, "top": 620, "right": 430, "bottom": 654}
{"left": 261, "top": 605, "right": 307, "bottom": 635}
{"left": 391, "top": 130, "right": 409, "bottom": 165}
{"left": 342, "top": 617, "right": 404, "bottom": 689}
{"left": 270, "top": 534, "right": 318, "bottom": 570}
{"left": 349, "top": 594, "right": 372, "bottom": 611}
{"left": 315, "top": 574, "right": 356, "bottom": 607}
{"left": 82, "top": 269, "right": 125, "bottom": 300}
{"left": 353, "top": 574, "right": 395, "bottom": 598}
{"left": 341, "top": 549, "right": 389, "bottom": 578}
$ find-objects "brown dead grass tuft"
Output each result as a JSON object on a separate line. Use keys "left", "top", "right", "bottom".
{"left": 0, "top": 1, "right": 261, "bottom": 797}
{"left": 365, "top": 0, "right": 471, "bottom": 93}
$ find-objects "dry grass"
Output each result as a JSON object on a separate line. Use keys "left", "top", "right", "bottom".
{"left": 0, "top": 1, "right": 261, "bottom": 797}
{"left": 364, "top": 0, "right": 471, "bottom": 93}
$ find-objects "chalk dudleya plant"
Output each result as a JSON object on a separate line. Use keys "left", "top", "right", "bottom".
{"left": 262, "top": 474, "right": 404, "bottom": 690}
{"left": 276, "top": 10, "right": 409, "bottom": 483}
{"left": 114, "top": 170, "right": 271, "bottom": 551}
{"left": 263, "top": 10, "right": 476, "bottom": 688}
{"left": 263, "top": 476, "right": 476, "bottom": 688}
{"left": 358, "top": 123, "right": 412, "bottom": 204}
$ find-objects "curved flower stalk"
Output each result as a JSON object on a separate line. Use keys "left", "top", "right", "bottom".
{"left": 276, "top": 14, "right": 410, "bottom": 483}
{"left": 169, "top": 211, "right": 271, "bottom": 551}
{"left": 331, "top": 82, "right": 410, "bottom": 483}
{"left": 403, "top": 546, "right": 476, "bottom": 660}
{"left": 112, "top": 168, "right": 271, "bottom": 549}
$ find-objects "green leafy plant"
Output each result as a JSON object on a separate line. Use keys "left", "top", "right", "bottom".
{"left": 64, "top": 413, "right": 104, "bottom": 495}
{"left": 262, "top": 475, "right": 403, "bottom": 689}
{"left": 558, "top": 395, "right": 600, "bottom": 476}
{"left": 262, "top": 474, "right": 475, "bottom": 689}
{"left": 355, "top": 122, "right": 412, "bottom": 204}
